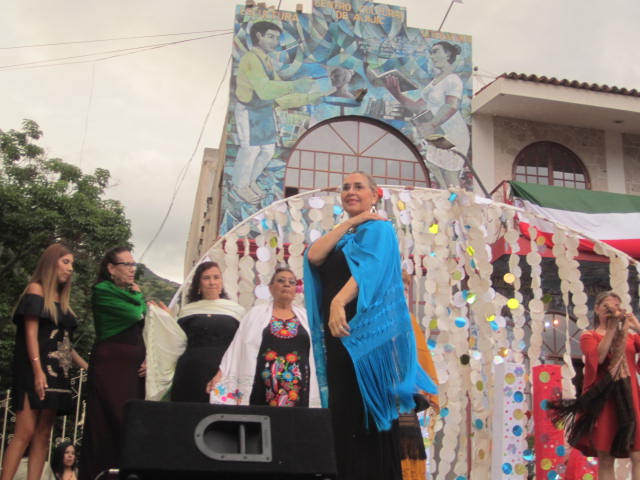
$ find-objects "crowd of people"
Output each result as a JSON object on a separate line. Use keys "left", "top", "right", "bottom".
{"left": 1, "top": 171, "right": 638, "bottom": 480}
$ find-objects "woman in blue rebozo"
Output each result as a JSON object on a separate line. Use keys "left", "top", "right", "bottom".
{"left": 304, "top": 171, "right": 436, "bottom": 480}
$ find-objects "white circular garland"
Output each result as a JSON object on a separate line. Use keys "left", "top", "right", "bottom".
{"left": 169, "top": 186, "right": 638, "bottom": 478}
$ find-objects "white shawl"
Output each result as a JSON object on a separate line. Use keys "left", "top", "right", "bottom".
{"left": 209, "top": 301, "right": 320, "bottom": 407}
{"left": 144, "top": 299, "right": 245, "bottom": 401}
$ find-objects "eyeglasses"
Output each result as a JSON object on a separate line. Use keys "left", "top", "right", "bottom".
{"left": 113, "top": 262, "right": 138, "bottom": 269}
{"left": 275, "top": 278, "right": 297, "bottom": 286}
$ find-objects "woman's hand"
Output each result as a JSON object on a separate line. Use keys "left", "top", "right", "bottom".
{"left": 623, "top": 310, "right": 640, "bottom": 333}
{"left": 206, "top": 370, "right": 222, "bottom": 394}
{"left": 137, "top": 360, "right": 147, "bottom": 378}
{"left": 307, "top": 212, "right": 384, "bottom": 266}
{"left": 147, "top": 300, "right": 169, "bottom": 312}
{"left": 346, "top": 210, "right": 385, "bottom": 229}
{"left": 34, "top": 369, "right": 47, "bottom": 401}
{"left": 605, "top": 312, "right": 620, "bottom": 331}
{"left": 328, "top": 298, "right": 350, "bottom": 337}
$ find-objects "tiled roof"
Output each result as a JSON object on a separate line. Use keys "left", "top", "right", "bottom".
{"left": 490, "top": 72, "right": 640, "bottom": 98}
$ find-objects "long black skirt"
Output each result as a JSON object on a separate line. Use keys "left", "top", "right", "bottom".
{"left": 78, "top": 326, "right": 145, "bottom": 480}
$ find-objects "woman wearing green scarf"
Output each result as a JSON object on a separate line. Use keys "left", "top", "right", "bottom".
{"left": 79, "top": 247, "right": 147, "bottom": 480}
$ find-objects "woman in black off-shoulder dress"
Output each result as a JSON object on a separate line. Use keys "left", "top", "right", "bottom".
{"left": 1, "top": 244, "right": 87, "bottom": 480}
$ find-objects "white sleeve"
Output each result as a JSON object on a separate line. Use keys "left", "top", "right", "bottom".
{"left": 442, "top": 74, "right": 463, "bottom": 99}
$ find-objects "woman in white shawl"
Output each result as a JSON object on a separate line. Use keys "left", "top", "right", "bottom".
{"left": 207, "top": 267, "right": 320, "bottom": 407}
{"left": 144, "top": 261, "right": 244, "bottom": 402}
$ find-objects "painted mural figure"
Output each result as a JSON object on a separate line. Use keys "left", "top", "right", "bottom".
{"left": 328, "top": 66, "right": 367, "bottom": 102}
{"left": 385, "top": 41, "right": 470, "bottom": 189}
{"left": 231, "top": 21, "right": 324, "bottom": 203}
{"left": 329, "top": 66, "right": 356, "bottom": 99}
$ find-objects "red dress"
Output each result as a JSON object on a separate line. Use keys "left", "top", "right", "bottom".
{"left": 576, "top": 330, "right": 640, "bottom": 456}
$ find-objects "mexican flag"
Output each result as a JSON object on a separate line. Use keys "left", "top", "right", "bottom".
{"left": 510, "top": 181, "right": 640, "bottom": 259}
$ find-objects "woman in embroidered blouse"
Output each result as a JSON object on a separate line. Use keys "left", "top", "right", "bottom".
{"left": 1, "top": 244, "right": 87, "bottom": 480}
{"left": 303, "top": 171, "right": 435, "bottom": 480}
{"left": 207, "top": 267, "right": 319, "bottom": 407}
{"left": 385, "top": 41, "right": 469, "bottom": 189}
{"left": 78, "top": 246, "right": 147, "bottom": 480}
{"left": 557, "top": 291, "right": 640, "bottom": 480}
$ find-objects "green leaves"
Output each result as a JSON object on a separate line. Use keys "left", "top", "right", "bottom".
{"left": 0, "top": 120, "right": 133, "bottom": 389}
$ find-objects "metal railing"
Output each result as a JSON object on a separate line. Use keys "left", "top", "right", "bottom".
{"left": 0, "top": 369, "right": 87, "bottom": 468}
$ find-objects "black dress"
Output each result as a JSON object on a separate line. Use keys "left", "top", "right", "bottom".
{"left": 317, "top": 249, "right": 402, "bottom": 480}
{"left": 249, "top": 315, "right": 311, "bottom": 407}
{"left": 11, "top": 293, "right": 77, "bottom": 414}
{"left": 171, "top": 313, "right": 239, "bottom": 403}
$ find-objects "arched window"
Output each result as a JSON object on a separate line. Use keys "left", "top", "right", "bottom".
{"left": 513, "top": 141, "right": 590, "bottom": 189}
{"left": 284, "top": 116, "right": 430, "bottom": 194}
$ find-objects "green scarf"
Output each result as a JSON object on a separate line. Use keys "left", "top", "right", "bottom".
{"left": 92, "top": 280, "right": 147, "bottom": 341}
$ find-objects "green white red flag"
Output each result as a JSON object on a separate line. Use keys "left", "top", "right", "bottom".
{"left": 510, "top": 181, "right": 640, "bottom": 259}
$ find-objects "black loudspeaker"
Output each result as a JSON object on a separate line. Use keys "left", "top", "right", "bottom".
{"left": 120, "top": 400, "right": 336, "bottom": 479}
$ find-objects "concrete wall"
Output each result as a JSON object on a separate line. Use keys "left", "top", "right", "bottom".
{"left": 623, "top": 133, "right": 640, "bottom": 195}
{"left": 183, "top": 147, "right": 223, "bottom": 277}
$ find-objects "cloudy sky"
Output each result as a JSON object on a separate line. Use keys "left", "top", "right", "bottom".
{"left": 1, "top": 0, "right": 638, "bottom": 282}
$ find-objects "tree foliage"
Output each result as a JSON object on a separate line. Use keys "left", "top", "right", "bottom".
{"left": 0, "top": 119, "right": 133, "bottom": 389}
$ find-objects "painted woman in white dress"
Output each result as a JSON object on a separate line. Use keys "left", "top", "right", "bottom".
{"left": 385, "top": 41, "right": 470, "bottom": 189}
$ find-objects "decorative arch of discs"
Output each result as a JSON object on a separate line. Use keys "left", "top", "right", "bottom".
{"left": 172, "top": 186, "right": 639, "bottom": 479}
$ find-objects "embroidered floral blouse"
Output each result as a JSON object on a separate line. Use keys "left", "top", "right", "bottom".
{"left": 250, "top": 315, "right": 311, "bottom": 407}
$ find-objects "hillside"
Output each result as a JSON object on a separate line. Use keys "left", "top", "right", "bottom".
{"left": 137, "top": 265, "right": 181, "bottom": 305}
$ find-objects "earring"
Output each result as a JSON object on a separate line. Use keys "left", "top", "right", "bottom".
{"left": 370, "top": 204, "right": 377, "bottom": 214}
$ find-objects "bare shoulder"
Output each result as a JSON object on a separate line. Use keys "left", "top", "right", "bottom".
{"left": 25, "top": 282, "right": 44, "bottom": 296}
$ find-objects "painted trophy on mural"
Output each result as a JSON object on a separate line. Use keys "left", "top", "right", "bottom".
{"left": 220, "top": 0, "right": 472, "bottom": 234}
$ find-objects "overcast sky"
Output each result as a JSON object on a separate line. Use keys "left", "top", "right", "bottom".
{"left": 1, "top": 0, "right": 638, "bottom": 282}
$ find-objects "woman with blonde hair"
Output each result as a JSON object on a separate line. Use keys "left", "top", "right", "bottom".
{"left": 0, "top": 244, "right": 87, "bottom": 480}
{"left": 304, "top": 171, "right": 436, "bottom": 480}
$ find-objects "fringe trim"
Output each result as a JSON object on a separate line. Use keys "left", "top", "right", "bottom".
{"left": 398, "top": 413, "right": 427, "bottom": 461}
{"left": 549, "top": 372, "right": 636, "bottom": 458}
{"left": 548, "top": 371, "right": 612, "bottom": 451}
{"left": 610, "top": 376, "right": 636, "bottom": 458}
{"left": 400, "top": 459, "right": 426, "bottom": 480}
{"left": 348, "top": 328, "right": 418, "bottom": 430}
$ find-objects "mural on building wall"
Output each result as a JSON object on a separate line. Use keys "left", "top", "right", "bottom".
{"left": 220, "top": 0, "right": 472, "bottom": 233}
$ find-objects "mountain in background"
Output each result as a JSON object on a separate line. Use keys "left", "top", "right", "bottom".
{"left": 137, "top": 264, "right": 180, "bottom": 305}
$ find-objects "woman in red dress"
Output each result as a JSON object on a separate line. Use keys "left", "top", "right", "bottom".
{"left": 573, "top": 291, "right": 640, "bottom": 480}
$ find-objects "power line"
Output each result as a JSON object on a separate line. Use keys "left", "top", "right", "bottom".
{"left": 0, "top": 32, "right": 232, "bottom": 71}
{"left": 138, "top": 53, "right": 233, "bottom": 263}
{"left": 78, "top": 62, "right": 96, "bottom": 169}
{"left": 0, "top": 29, "right": 232, "bottom": 50}
{"left": 3, "top": 43, "right": 187, "bottom": 71}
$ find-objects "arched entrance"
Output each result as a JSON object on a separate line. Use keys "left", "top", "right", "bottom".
{"left": 283, "top": 116, "right": 431, "bottom": 194}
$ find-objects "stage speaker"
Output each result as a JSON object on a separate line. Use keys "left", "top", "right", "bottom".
{"left": 120, "top": 400, "right": 336, "bottom": 479}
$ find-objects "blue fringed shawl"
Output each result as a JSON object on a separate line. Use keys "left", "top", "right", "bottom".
{"left": 304, "top": 220, "right": 437, "bottom": 431}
